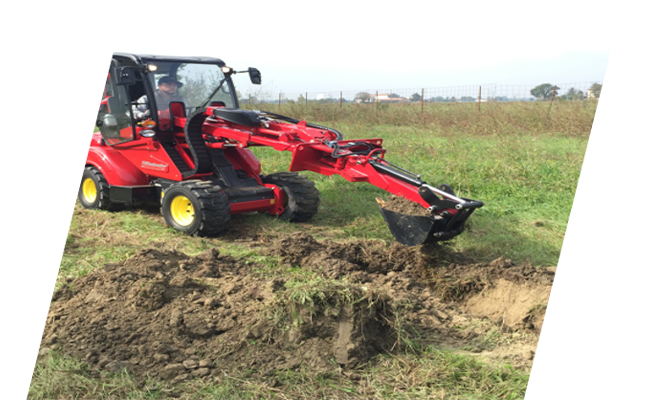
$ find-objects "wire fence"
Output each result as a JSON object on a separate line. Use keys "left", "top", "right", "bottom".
{"left": 240, "top": 82, "right": 602, "bottom": 105}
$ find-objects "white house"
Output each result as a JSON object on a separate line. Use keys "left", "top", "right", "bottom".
{"left": 366, "top": 93, "right": 409, "bottom": 103}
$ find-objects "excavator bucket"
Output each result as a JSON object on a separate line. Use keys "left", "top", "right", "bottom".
{"left": 376, "top": 192, "right": 483, "bottom": 246}
{"left": 378, "top": 208, "right": 438, "bottom": 246}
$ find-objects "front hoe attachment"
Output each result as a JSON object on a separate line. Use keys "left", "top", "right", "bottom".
{"left": 377, "top": 184, "right": 483, "bottom": 246}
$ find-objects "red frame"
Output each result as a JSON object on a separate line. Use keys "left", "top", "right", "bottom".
{"left": 87, "top": 105, "right": 452, "bottom": 216}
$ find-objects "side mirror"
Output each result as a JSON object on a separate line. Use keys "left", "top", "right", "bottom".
{"left": 115, "top": 66, "right": 137, "bottom": 86}
{"left": 248, "top": 68, "right": 261, "bottom": 85}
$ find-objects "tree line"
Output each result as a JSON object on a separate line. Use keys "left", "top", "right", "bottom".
{"left": 530, "top": 83, "right": 602, "bottom": 101}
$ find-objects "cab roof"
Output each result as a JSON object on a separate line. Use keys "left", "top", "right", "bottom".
{"left": 113, "top": 53, "right": 226, "bottom": 67}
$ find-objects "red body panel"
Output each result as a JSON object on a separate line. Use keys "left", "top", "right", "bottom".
{"left": 86, "top": 133, "right": 151, "bottom": 186}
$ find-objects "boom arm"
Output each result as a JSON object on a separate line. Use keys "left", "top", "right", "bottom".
{"left": 173, "top": 107, "right": 483, "bottom": 245}
{"left": 194, "top": 109, "right": 429, "bottom": 205}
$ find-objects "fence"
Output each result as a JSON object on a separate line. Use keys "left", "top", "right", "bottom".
{"left": 240, "top": 82, "right": 602, "bottom": 105}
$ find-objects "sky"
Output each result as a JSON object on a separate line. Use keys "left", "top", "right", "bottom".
{"left": 227, "top": 50, "right": 610, "bottom": 97}
{"left": 105, "top": 2, "right": 612, "bottom": 98}
{"left": 2, "top": 1, "right": 647, "bottom": 399}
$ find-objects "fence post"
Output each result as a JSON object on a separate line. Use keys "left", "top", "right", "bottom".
{"left": 305, "top": 92, "right": 308, "bottom": 112}
{"left": 279, "top": 93, "right": 281, "bottom": 109}
{"left": 549, "top": 85, "right": 556, "bottom": 114}
{"left": 478, "top": 86, "right": 481, "bottom": 112}
{"left": 421, "top": 88, "right": 424, "bottom": 115}
{"left": 376, "top": 91, "right": 379, "bottom": 121}
{"left": 340, "top": 91, "right": 343, "bottom": 108}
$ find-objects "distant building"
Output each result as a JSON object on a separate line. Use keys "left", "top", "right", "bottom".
{"left": 365, "top": 93, "right": 409, "bottom": 103}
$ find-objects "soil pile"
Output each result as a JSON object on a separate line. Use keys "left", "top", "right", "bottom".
{"left": 40, "top": 234, "right": 554, "bottom": 383}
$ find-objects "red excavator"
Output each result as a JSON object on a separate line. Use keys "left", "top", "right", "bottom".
{"left": 81, "top": 53, "right": 482, "bottom": 246}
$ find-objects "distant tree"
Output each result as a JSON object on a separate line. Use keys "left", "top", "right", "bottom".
{"left": 354, "top": 92, "right": 370, "bottom": 103}
{"left": 410, "top": 92, "right": 422, "bottom": 102}
{"left": 388, "top": 93, "right": 401, "bottom": 98}
{"left": 530, "top": 83, "right": 559, "bottom": 100}
{"left": 561, "top": 88, "right": 585, "bottom": 101}
{"left": 240, "top": 95, "right": 258, "bottom": 105}
{"left": 460, "top": 96, "right": 476, "bottom": 102}
{"left": 589, "top": 83, "right": 603, "bottom": 98}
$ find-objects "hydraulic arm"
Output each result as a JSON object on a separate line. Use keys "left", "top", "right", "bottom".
{"left": 170, "top": 106, "right": 483, "bottom": 246}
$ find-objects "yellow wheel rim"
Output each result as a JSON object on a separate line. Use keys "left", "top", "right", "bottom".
{"left": 82, "top": 178, "right": 97, "bottom": 203}
{"left": 170, "top": 195, "right": 195, "bottom": 226}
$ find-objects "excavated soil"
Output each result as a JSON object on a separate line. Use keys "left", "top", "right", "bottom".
{"left": 40, "top": 234, "right": 554, "bottom": 384}
{"left": 378, "top": 194, "right": 432, "bottom": 216}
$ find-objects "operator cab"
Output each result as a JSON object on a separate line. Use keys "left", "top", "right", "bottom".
{"left": 97, "top": 53, "right": 261, "bottom": 144}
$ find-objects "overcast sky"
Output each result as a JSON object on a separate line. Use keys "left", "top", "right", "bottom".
{"left": 227, "top": 50, "right": 609, "bottom": 96}
{"left": 114, "top": 3, "right": 611, "bottom": 98}
{"left": 127, "top": 48, "right": 609, "bottom": 98}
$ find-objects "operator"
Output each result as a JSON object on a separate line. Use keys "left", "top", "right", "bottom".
{"left": 133, "top": 76, "right": 187, "bottom": 119}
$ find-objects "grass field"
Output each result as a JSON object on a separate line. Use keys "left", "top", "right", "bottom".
{"left": 31, "top": 100, "right": 595, "bottom": 399}
{"left": 240, "top": 100, "right": 593, "bottom": 266}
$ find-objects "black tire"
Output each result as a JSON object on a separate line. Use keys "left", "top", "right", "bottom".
{"left": 79, "top": 166, "right": 116, "bottom": 210}
{"left": 161, "top": 180, "right": 231, "bottom": 236}
{"left": 261, "top": 172, "right": 319, "bottom": 222}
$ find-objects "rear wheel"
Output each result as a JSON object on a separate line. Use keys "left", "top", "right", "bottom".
{"left": 79, "top": 166, "right": 115, "bottom": 210}
{"left": 161, "top": 180, "right": 230, "bottom": 236}
{"left": 261, "top": 172, "right": 319, "bottom": 222}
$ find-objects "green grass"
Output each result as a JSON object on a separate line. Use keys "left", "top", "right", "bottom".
{"left": 78, "top": 103, "right": 591, "bottom": 268}
{"left": 244, "top": 126, "right": 586, "bottom": 266}
{"left": 31, "top": 348, "right": 529, "bottom": 400}
{"left": 243, "top": 100, "right": 596, "bottom": 137}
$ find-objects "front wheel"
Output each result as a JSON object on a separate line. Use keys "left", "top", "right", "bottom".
{"left": 161, "top": 180, "right": 231, "bottom": 236}
{"left": 261, "top": 172, "right": 319, "bottom": 222}
{"left": 78, "top": 166, "right": 116, "bottom": 210}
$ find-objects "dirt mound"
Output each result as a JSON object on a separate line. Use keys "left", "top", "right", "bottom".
{"left": 268, "top": 235, "right": 553, "bottom": 332}
{"left": 42, "top": 247, "right": 398, "bottom": 384}
{"left": 418, "top": 256, "right": 554, "bottom": 332}
{"left": 40, "top": 235, "right": 554, "bottom": 384}
{"left": 266, "top": 232, "right": 424, "bottom": 277}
